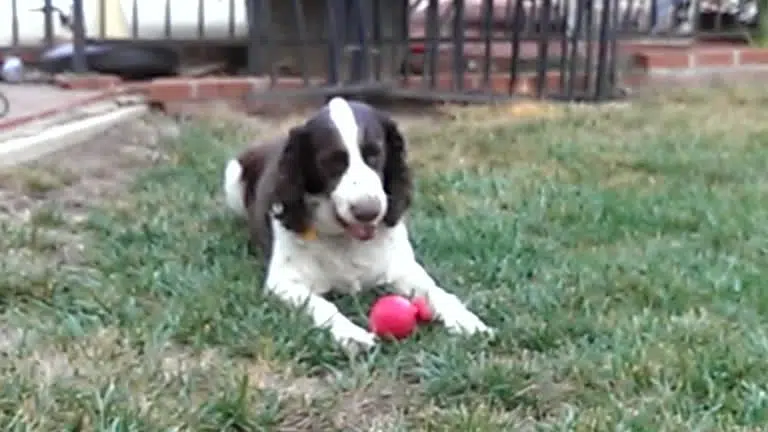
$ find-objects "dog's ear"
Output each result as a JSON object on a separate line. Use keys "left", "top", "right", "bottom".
{"left": 272, "top": 126, "right": 314, "bottom": 234}
{"left": 380, "top": 113, "right": 413, "bottom": 226}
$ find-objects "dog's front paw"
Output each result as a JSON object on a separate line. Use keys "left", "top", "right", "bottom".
{"left": 331, "top": 321, "right": 377, "bottom": 352}
{"left": 443, "top": 310, "right": 494, "bottom": 336}
{"left": 432, "top": 295, "right": 494, "bottom": 336}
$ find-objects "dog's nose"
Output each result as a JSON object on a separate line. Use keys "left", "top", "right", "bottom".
{"left": 350, "top": 199, "right": 382, "bottom": 223}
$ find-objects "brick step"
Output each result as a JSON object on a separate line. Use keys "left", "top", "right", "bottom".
{"left": 632, "top": 46, "right": 768, "bottom": 70}
{"left": 407, "top": 41, "right": 768, "bottom": 74}
{"left": 143, "top": 72, "right": 593, "bottom": 102}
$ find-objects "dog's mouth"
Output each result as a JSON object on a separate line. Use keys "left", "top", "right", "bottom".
{"left": 335, "top": 213, "right": 377, "bottom": 241}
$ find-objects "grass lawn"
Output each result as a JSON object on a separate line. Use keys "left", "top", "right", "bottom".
{"left": 1, "top": 85, "right": 768, "bottom": 431}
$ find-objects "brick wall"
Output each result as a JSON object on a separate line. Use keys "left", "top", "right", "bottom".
{"left": 634, "top": 46, "right": 768, "bottom": 73}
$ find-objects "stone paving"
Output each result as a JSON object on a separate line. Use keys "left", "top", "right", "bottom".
{"left": 0, "top": 83, "right": 101, "bottom": 130}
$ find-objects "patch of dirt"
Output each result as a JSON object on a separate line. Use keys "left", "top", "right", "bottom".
{"left": 1, "top": 326, "right": 418, "bottom": 431}
{"left": 0, "top": 113, "right": 180, "bottom": 269}
{"left": 0, "top": 114, "right": 178, "bottom": 218}
{"left": 158, "top": 345, "right": 418, "bottom": 430}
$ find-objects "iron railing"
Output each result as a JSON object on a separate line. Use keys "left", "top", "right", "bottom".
{"left": 412, "top": 0, "right": 756, "bottom": 40}
{"left": 0, "top": 0, "right": 760, "bottom": 103}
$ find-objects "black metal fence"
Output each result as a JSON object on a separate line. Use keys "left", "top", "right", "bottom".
{"left": 0, "top": 0, "right": 760, "bottom": 103}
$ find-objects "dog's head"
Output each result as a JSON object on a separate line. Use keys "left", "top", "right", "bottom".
{"left": 271, "top": 97, "right": 412, "bottom": 241}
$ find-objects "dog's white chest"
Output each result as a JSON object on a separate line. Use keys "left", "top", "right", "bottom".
{"left": 268, "top": 220, "right": 415, "bottom": 296}
{"left": 271, "top": 229, "right": 399, "bottom": 295}
{"left": 304, "top": 236, "right": 392, "bottom": 294}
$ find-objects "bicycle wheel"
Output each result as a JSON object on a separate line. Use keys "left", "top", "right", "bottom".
{"left": 0, "top": 92, "right": 8, "bottom": 119}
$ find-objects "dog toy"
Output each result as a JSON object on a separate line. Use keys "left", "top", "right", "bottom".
{"left": 368, "top": 295, "right": 419, "bottom": 340}
{"left": 411, "top": 296, "right": 434, "bottom": 322}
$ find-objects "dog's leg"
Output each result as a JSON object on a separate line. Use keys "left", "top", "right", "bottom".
{"left": 266, "top": 270, "right": 377, "bottom": 351}
{"left": 389, "top": 259, "right": 493, "bottom": 336}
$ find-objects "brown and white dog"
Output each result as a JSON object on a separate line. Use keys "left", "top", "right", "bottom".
{"left": 223, "top": 97, "right": 492, "bottom": 350}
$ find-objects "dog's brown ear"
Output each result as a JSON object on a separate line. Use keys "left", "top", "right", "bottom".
{"left": 272, "top": 126, "right": 314, "bottom": 234}
{"left": 380, "top": 113, "right": 412, "bottom": 226}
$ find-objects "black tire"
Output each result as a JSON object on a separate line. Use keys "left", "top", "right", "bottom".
{"left": 88, "top": 45, "right": 180, "bottom": 80}
{"left": 38, "top": 44, "right": 180, "bottom": 80}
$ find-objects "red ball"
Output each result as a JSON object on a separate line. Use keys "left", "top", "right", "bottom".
{"left": 368, "top": 295, "right": 419, "bottom": 340}
{"left": 412, "top": 296, "right": 434, "bottom": 322}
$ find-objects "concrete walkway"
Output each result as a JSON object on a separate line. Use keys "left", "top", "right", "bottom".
{"left": 0, "top": 83, "right": 103, "bottom": 128}
{"left": 0, "top": 83, "right": 148, "bottom": 167}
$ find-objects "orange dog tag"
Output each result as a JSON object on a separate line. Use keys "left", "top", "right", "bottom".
{"left": 301, "top": 226, "right": 317, "bottom": 241}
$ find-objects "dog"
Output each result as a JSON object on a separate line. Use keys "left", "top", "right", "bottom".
{"left": 223, "top": 97, "right": 492, "bottom": 350}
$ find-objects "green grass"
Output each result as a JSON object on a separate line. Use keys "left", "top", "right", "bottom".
{"left": 2, "top": 86, "right": 768, "bottom": 430}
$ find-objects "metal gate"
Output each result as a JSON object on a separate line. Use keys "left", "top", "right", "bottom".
{"left": 244, "top": 0, "right": 623, "bottom": 103}
{"left": 2, "top": 0, "right": 623, "bottom": 104}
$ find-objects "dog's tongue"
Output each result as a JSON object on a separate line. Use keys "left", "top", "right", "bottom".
{"left": 345, "top": 223, "right": 376, "bottom": 241}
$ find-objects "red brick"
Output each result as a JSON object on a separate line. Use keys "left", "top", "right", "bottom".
{"left": 488, "top": 75, "right": 514, "bottom": 93}
{"left": 216, "top": 78, "right": 254, "bottom": 99}
{"left": 121, "top": 82, "right": 150, "bottom": 94}
{"left": 54, "top": 74, "right": 121, "bottom": 90}
{"left": 147, "top": 78, "right": 197, "bottom": 102}
{"left": 487, "top": 74, "right": 532, "bottom": 95}
{"left": 738, "top": 48, "right": 768, "bottom": 65}
{"left": 633, "top": 51, "right": 690, "bottom": 70}
{"left": 544, "top": 73, "right": 565, "bottom": 94}
{"left": 196, "top": 78, "right": 222, "bottom": 99}
{"left": 153, "top": 77, "right": 333, "bottom": 113}
{"left": 194, "top": 77, "right": 251, "bottom": 99}
{"left": 694, "top": 50, "right": 734, "bottom": 67}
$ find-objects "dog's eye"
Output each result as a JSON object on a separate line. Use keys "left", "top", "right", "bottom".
{"left": 361, "top": 145, "right": 381, "bottom": 166}
{"left": 323, "top": 149, "right": 348, "bottom": 175}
